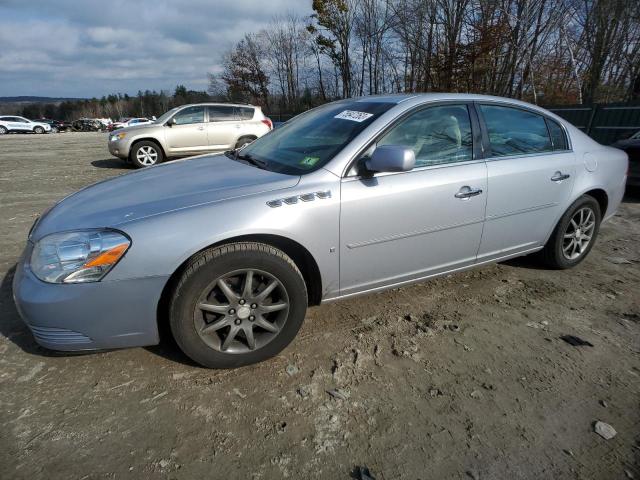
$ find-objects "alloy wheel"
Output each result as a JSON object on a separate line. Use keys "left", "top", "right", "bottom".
{"left": 562, "top": 207, "right": 595, "bottom": 260}
{"left": 193, "top": 269, "right": 290, "bottom": 354}
{"left": 136, "top": 146, "right": 158, "bottom": 166}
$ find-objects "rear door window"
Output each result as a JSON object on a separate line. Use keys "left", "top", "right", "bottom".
{"left": 207, "top": 106, "right": 236, "bottom": 122}
{"left": 479, "top": 104, "right": 552, "bottom": 157}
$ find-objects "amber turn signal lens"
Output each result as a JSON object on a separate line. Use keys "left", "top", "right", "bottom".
{"left": 84, "top": 243, "right": 129, "bottom": 268}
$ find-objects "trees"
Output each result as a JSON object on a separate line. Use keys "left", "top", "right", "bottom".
{"left": 11, "top": 0, "right": 640, "bottom": 121}
{"left": 219, "top": 34, "right": 270, "bottom": 108}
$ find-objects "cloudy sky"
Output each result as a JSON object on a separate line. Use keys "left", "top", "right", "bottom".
{"left": 0, "top": 0, "right": 312, "bottom": 98}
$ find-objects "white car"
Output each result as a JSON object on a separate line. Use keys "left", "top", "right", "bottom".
{"left": 0, "top": 116, "right": 52, "bottom": 134}
{"left": 110, "top": 117, "right": 154, "bottom": 131}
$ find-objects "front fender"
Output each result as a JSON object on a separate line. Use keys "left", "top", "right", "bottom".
{"left": 108, "top": 171, "right": 342, "bottom": 299}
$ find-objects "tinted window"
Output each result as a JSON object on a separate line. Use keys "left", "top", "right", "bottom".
{"left": 546, "top": 118, "right": 568, "bottom": 150}
{"left": 376, "top": 104, "right": 473, "bottom": 167}
{"left": 237, "top": 107, "right": 255, "bottom": 120}
{"left": 240, "top": 101, "right": 395, "bottom": 175}
{"left": 208, "top": 106, "right": 235, "bottom": 122}
{"left": 173, "top": 106, "right": 205, "bottom": 125}
{"left": 480, "top": 105, "right": 552, "bottom": 157}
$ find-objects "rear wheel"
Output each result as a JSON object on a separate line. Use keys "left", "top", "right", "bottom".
{"left": 34, "top": 126, "right": 45, "bottom": 134}
{"left": 169, "top": 242, "right": 308, "bottom": 368}
{"left": 235, "top": 135, "right": 257, "bottom": 150}
{"left": 130, "top": 140, "right": 163, "bottom": 168}
{"left": 0, "top": 126, "right": 7, "bottom": 135}
{"left": 540, "top": 195, "right": 601, "bottom": 269}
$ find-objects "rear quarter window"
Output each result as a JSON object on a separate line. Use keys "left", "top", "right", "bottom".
{"left": 545, "top": 118, "right": 569, "bottom": 150}
{"left": 237, "top": 107, "right": 255, "bottom": 120}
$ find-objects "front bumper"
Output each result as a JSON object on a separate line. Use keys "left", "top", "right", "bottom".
{"left": 12, "top": 252, "right": 167, "bottom": 351}
{"left": 108, "top": 138, "right": 130, "bottom": 159}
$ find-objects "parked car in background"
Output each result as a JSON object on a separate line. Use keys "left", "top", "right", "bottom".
{"left": 0, "top": 116, "right": 51, "bottom": 134}
{"left": 72, "top": 118, "right": 106, "bottom": 132}
{"left": 37, "top": 118, "right": 72, "bottom": 132}
{"left": 108, "top": 103, "right": 273, "bottom": 168}
{"left": 612, "top": 130, "right": 640, "bottom": 187}
{"left": 15, "top": 94, "right": 627, "bottom": 369}
{"left": 108, "top": 117, "right": 154, "bottom": 131}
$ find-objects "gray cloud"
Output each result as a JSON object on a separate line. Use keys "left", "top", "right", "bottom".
{"left": 0, "top": 0, "right": 311, "bottom": 97}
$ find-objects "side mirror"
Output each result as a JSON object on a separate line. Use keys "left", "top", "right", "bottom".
{"left": 365, "top": 145, "right": 416, "bottom": 173}
{"left": 167, "top": 117, "right": 177, "bottom": 127}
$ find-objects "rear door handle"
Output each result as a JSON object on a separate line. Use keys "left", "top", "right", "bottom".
{"left": 455, "top": 186, "right": 483, "bottom": 199}
{"left": 551, "top": 171, "right": 570, "bottom": 182}
{"left": 197, "top": 126, "right": 204, "bottom": 131}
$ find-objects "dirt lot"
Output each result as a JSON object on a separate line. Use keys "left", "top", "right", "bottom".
{"left": 0, "top": 132, "right": 639, "bottom": 479}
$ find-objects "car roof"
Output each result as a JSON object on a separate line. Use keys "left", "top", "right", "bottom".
{"left": 349, "top": 92, "right": 546, "bottom": 106}
{"left": 178, "top": 102, "right": 257, "bottom": 109}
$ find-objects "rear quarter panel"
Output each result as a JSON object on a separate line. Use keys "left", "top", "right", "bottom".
{"left": 567, "top": 125, "right": 627, "bottom": 222}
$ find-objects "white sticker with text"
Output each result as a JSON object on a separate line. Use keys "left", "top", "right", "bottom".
{"left": 334, "top": 110, "right": 374, "bottom": 122}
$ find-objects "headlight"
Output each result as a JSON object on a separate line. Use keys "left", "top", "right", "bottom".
{"left": 30, "top": 230, "right": 130, "bottom": 284}
{"left": 110, "top": 132, "right": 126, "bottom": 142}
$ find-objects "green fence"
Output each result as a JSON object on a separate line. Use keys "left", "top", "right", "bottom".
{"left": 546, "top": 103, "right": 640, "bottom": 145}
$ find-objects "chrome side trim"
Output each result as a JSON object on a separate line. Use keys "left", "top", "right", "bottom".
{"left": 346, "top": 218, "right": 484, "bottom": 249}
{"left": 486, "top": 202, "right": 558, "bottom": 221}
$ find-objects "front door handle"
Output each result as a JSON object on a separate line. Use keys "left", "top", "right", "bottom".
{"left": 197, "top": 126, "right": 204, "bottom": 131}
{"left": 455, "top": 186, "right": 483, "bottom": 199}
{"left": 551, "top": 171, "right": 570, "bottom": 182}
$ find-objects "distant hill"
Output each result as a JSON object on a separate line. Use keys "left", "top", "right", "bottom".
{"left": 0, "top": 96, "right": 85, "bottom": 104}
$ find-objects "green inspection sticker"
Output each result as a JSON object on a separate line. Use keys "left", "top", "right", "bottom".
{"left": 300, "top": 156, "right": 320, "bottom": 167}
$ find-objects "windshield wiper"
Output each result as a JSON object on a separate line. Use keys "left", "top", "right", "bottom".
{"left": 224, "top": 149, "right": 269, "bottom": 170}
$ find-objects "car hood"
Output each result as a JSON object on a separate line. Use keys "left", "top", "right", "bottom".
{"left": 32, "top": 154, "right": 300, "bottom": 239}
{"left": 114, "top": 122, "right": 156, "bottom": 133}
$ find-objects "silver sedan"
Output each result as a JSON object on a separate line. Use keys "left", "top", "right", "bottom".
{"left": 13, "top": 94, "right": 628, "bottom": 368}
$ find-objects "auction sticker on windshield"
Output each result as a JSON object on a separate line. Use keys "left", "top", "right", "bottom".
{"left": 334, "top": 110, "right": 374, "bottom": 122}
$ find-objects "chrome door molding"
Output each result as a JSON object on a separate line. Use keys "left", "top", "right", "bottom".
{"left": 345, "top": 217, "right": 485, "bottom": 249}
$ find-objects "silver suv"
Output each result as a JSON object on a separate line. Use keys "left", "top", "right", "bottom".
{"left": 108, "top": 103, "right": 273, "bottom": 168}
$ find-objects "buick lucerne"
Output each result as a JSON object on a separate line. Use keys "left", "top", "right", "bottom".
{"left": 13, "top": 94, "right": 628, "bottom": 368}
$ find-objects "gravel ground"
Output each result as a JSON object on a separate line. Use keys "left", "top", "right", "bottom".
{"left": 1, "top": 132, "right": 639, "bottom": 479}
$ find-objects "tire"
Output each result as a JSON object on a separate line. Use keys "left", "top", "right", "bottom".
{"left": 540, "top": 194, "right": 601, "bottom": 269}
{"left": 169, "top": 242, "right": 308, "bottom": 369}
{"left": 34, "top": 126, "right": 45, "bottom": 134}
{"left": 235, "top": 136, "right": 257, "bottom": 150}
{"left": 130, "top": 140, "right": 164, "bottom": 168}
{"left": 0, "top": 126, "right": 7, "bottom": 135}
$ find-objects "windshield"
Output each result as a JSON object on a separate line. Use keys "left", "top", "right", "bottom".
{"left": 239, "top": 101, "right": 395, "bottom": 175}
{"left": 154, "top": 107, "right": 180, "bottom": 124}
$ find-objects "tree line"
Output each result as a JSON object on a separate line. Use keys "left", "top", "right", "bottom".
{"left": 211, "top": 0, "right": 640, "bottom": 113}
{"left": 5, "top": 0, "right": 640, "bottom": 121}
{"left": 5, "top": 86, "right": 211, "bottom": 122}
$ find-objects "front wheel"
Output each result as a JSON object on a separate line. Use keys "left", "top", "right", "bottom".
{"left": 169, "top": 242, "right": 308, "bottom": 368}
{"left": 34, "top": 126, "right": 45, "bottom": 134}
{"left": 540, "top": 195, "right": 601, "bottom": 269}
{"left": 130, "top": 140, "right": 164, "bottom": 168}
